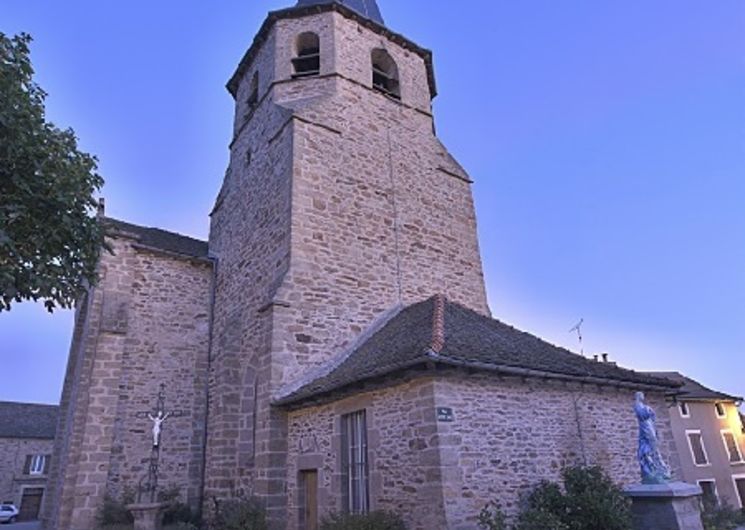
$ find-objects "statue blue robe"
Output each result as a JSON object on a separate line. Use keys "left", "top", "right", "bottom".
{"left": 634, "top": 392, "right": 672, "bottom": 484}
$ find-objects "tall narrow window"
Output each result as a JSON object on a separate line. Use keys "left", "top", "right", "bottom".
{"left": 715, "top": 402, "right": 726, "bottom": 418}
{"left": 697, "top": 480, "right": 719, "bottom": 508}
{"left": 341, "top": 410, "right": 369, "bottom": 514}
{"left": 722, "top": 430, "right": 744, "bottom": 463}
{"left": 293, "top": 32, "right": 320, "bottom": 78}
{"left": 678, "top": 402, "right": 690, "bottom": 418}
{"left": 299, "top": 470, "right": 319, "bottom": 530}
{"left": 247, "top": 72, "right": 259, "bottom": 113}
{"left": 734, "top": 476, "right": 745, "bottom": 509}
{"left": 371, "top": 49, "right": 400, "bottom": 100}
{"left": 686, "top": 430, "right": 710, "bottom": 466}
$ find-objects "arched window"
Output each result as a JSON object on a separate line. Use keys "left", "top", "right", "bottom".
{"left": 247, "top": 72, "right": 259, "bottom": 111}
{"left": 292, "top": 32, "right": 320, "bottom": 78}
{"left": 371, "top": 49, "right": 400, "bottom": 100}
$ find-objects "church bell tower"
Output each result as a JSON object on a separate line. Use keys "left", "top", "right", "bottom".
{"left": 205, "top": 0, "right": 488, "bottom": 524}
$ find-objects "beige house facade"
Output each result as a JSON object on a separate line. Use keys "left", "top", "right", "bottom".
{"left": 0, "top": 402, "right": 57, "bottom": 522}
{"left": 650, "top": 372, "right": 745, "bottom": 509}
{"left": 44, "top": 1, "right": 688, "bottom": 529}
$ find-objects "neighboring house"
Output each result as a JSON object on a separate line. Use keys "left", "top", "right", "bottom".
{"left": 0, "top": 401, "right": 58, "bottom": 521}
{"left": 650, "top": 372, "right": 745, "bottom": 509}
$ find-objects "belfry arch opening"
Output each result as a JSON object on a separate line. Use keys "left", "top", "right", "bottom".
{"left": 371, "top": 48, "right": 400, "bottom": 100}
{"left": 293, "top": 32, "right": 321, "bottom": 77}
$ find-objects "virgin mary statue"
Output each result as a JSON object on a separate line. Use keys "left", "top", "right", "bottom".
{"left": 634, "top": 392, "right": 672, "bottom": 484}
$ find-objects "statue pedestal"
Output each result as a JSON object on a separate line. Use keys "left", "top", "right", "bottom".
{"left": 624, "top": 482, "right": 704, "bottom": 530}
{"left": 126, "top": 502, "right": 169, "bottom": 530}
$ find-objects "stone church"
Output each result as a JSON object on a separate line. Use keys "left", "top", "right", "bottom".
{"left": 43, "top": 1, "right": 683, "bottom": 529}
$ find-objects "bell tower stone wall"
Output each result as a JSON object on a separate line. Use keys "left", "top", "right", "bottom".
{"left": 205, "top": 5, "right": 489, "bottom": 524}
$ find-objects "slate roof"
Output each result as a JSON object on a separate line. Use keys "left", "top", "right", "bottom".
{"left": 105, "top": 218, "right": 209, "bottom": 259}
{"left": 296, "top": 0, "right": 384, "bottom": 25}
{"left": 277, "top": 296, "right": 679, "bottom": 406}
{"left": 646, "top": 372, "right": 742, "bottom": 402}
{"left": 0, "top": 402, "right": 58, "bottom": 439}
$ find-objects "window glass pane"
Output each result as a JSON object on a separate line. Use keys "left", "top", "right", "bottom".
{"left": 341, "top": 410, "right": 369, "bottom": 514}
{"left": 716, "top": 403, "right": 726, "bottom": 417}
{"left": 735, "top": 478, "right": 745, "bottom": 508}
{"left": 679, "top": 402, "right": 689, "bottom": 416}
{"left": 688, "top": 433, "right": 709, "bottom": 465}
{"left": 723, "top": 432, "right": 743, "bottom": 463}
{"left": 699, "top": 481, "right": 718, "bottom": 507}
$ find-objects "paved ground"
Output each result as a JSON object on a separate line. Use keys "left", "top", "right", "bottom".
{"left": 5, "top": 523, "right": 40, "bottom": 530}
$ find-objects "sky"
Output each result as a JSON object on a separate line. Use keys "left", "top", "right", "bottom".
{"left": 1, "top": 0, "right": 744, "bottom": 405}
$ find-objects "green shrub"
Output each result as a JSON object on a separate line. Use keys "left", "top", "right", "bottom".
{"left": 320, "top": 510, "right": 407, "bottom": 530}
{"left": 477, "top": 501, "right": 508, "bottom": 530}
{"left": 513, "top": 466, "right": 631, "bottom": 530}
{"left": 159, "top": 485, "right": 199, "bottom": 526}
{"left": 701, "top": 502, "right": 745, "bottom": 530}
{"left": 97, "top": 489, "right": 135, "bottom": 527}
{"left": 211, "top": 496, "right": 268, "bottom": 530}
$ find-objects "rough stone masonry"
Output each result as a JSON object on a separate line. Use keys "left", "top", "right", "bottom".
{"left": 44, "top": 2, "right": 683, "bottom": 529}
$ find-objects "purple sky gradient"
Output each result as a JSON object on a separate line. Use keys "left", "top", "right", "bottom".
{"left": 1, "top": 0, "right": 743, "bottom": 405}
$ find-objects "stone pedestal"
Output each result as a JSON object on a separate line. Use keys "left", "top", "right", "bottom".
{"left": 624, "top": 482, "right": 704, "bottom": 530}
{"left": 126, "top": 502, "right": 169, "bottom": 530}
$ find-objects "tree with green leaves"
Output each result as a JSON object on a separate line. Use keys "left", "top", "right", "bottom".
{"left": 0, "top": 32, "right": 105, "bottom": 312}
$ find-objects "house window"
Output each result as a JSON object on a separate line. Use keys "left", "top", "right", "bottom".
{"left": 733, "top": 476, "right": 745, "bottom": 509}
{"left": 679, "top": 402, "right": 690, "bottom": 418}
{"left": 371, "top": 49, "right": 400, "bottom": 100}
{"left": 697, "top": 480, "right": 719, "bottom": 508}
{"left": 341, "top": 410, "right": 369, "bottom": 514}
{"left": 26, "top": 455, "right": 47, "bottom": 475}
{"left": 686, "top": 430, "right": 710, "bottom": 466}
{"left": 721, "top": 430, "right": 744, "bottom": 464}
{"left": 293, "top": 32, "right": 320, "bottom": 78}
{"left": 715, "top": 402, "right": 726, "bottom": 419}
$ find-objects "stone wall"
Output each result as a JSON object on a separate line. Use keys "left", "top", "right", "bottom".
{"left": 206, "top": 8, "right": 487, "bottom": 524}
{"left": 0, "top": 437, "right": 53, "bottom": 508}
{"left": 284, "top": 377, "right": 448, "bottom": 530}
{"left": 432, "top": 372, "right": 681, "bottom": 528}
{"left": 44, "top": 234, "right": 213, "bottom": 530}
{"left": 282, "top": 371, "right": 682, "bottom": 530}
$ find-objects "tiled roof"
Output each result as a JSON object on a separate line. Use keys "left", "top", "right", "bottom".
{"left": 296, "top": 0, "right": 384, "bottom": 25}
{"left": 277, "top": 296, "right": 679, "bottom": 406}
{"left": 0, "top": 402, "right": 58, "bottom": 439}
{"left": 646, "top": 372, "right": 742, "bottom": 402}
{"left": 105, "top": 218, "right": 209, "bottom": 259}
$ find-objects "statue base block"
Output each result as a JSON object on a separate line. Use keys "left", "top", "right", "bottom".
{"left": 624, "top": 482, "right": 704, "bottom": 530}
{"left": 126, "top": 502, "right": 169, "bottom": 530}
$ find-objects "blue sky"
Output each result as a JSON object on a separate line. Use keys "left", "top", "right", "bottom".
{"left": 1, "top": 0, "right": 743, "bottom": 405}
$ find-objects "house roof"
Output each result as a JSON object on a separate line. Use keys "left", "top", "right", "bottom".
{"left": 105, "top": 218, "right": 209, "bottom": 259}
{"left": 0, "top": 402, "right": 59, "bottom": 439}
{"left": 645, "top": 372, "right": 742, "bottom": 403}
{"left": 296, "top": 0, "right": 384, "bottom": 25}
{"left": 276, "top": 296, "right": 679, "bottom": 406}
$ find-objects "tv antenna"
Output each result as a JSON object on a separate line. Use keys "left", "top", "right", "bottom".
{"left": 569, "top": 318, "right": 584, "bottom": 355}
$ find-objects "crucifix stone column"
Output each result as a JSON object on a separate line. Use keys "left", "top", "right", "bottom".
{"left": 127, "top": 383, "right": 185, "bottom": 530}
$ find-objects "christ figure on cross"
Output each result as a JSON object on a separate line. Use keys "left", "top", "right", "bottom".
{"left": 147, "top": 410, "right": 171, "bottom": 448}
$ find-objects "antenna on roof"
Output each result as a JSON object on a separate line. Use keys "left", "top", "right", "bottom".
{"left": 569, "top": 318, "right": 584, "bottom": 356}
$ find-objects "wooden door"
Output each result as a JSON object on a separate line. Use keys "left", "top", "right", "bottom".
{"left": 18, "top": 488, "right": 44, "bottom": 521}
{"left": 300, "top": 470, "right": 318, "bottom": 530}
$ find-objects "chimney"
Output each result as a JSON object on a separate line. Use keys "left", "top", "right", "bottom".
{"left": 97, "top": 197, "right": 106, "bottom": 217}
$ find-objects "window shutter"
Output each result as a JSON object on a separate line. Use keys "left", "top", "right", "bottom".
{"left": 44, "top": 455, "right": 51, "bottom": 475}
{"left": 23, "top": 455, "right": 32, "bottom": 475}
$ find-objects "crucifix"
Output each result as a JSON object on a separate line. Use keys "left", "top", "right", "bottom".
{"left": 134, "top": 383, "right": 186, "bottom": 502}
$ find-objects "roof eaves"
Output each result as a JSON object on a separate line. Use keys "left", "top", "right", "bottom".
{"left": 427, "top": 351, "right": 681, "bottom": 391}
